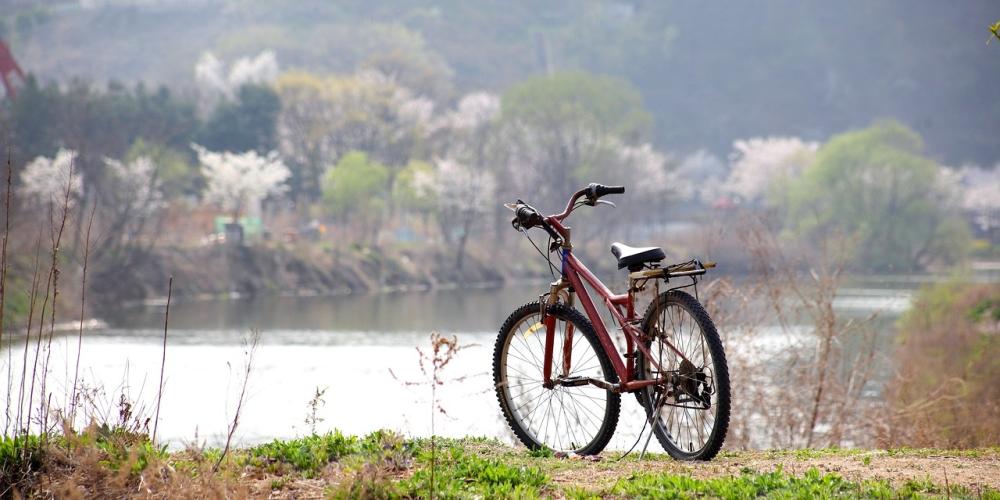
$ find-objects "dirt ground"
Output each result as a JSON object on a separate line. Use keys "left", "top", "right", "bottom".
{"left": 237, "top": 445, "right": 1000, "bottom": 498}
{"left": 545, "top": 449, "right": 1000, "bottom": 492}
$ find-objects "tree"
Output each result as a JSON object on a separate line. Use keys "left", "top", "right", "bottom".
{"left": 124, "top": 139, "right": 201, "bottom": 200}
{"left": 499, "top": 71, "right": 651, "bottom": 201}
{"left": 953, "top": 165, "right": 1000, "bottom": 248}
{"left": 101, "top": 155, "right": 164, "bottom": 252}
{"left": 192, "top": 144, "right": 290, "bottom": 221}
{"left": 198, "top": 83, "right": 281, "bottom": 154}
{"left": 276, "top": 71, "right": 432, "bottom": 200}
{"left": 722, "top": 137, "right": 819, "bottom": 206}
{"left": 195, "top": 50, "right": 279, "bottom": 111}
{"left": 432, "top": 158, "right": 496, "bottom": 269}
{"left": 786, "top": 121, "right": 970, "bottom": 272}
{"left": 321, "top": 151, "right": 389, "bottom": 244}
{"left": 6, "top": 75, "right": 61, "bottom": 163}
{"left": 392, "top": 160, "right": 436, "bottom": 214}
{"left": 20, "top": 148, "right": 82, "bottom": 205}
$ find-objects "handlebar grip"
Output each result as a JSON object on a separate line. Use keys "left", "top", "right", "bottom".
{"left": 588, "top": 183, "right": 626, "bottom": 199}
{"left": 513, "top": 204, "right": 543, "bottom": 230}
{"left": 516, "top": 206, "right": 535, "bottom": 224}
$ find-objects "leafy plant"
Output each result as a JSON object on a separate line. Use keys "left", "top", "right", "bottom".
{"left": 402, "top": 445, "right": 550, "bottom": 498}
{"left": 0, "top": 434, "right": 44, "bottom": 493}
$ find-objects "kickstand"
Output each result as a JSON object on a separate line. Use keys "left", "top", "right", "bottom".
{"left": 639, "top": 386, "right": 669, "bottom": 460}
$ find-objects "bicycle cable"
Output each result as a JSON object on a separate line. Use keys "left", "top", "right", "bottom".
{"left": 522, "top": 229, "right": 557, "bottom": 280}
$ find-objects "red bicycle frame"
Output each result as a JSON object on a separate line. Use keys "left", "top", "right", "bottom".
{"left": 534, "top": 188, "right": 699, "bottom": 394}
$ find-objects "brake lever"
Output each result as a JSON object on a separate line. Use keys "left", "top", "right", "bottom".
{"left": 595, "top": 199, "right": 616, "bottom": 208}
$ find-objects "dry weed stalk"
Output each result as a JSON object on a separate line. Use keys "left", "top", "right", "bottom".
{"left": 38, "top": 156, "right": 77, "bottom": 434}
{"left": 214, "top": 328, "right": 261, "bottom": 472}
{"left": 69, "top": 203, "right": 96, "bottom": 424}
{"left": 151, "top": 276, "right": 172, "bottom": 444}
{"left": 15, "top": 232, "right": 43, "bottom": 436}
{"left": 709, "top": 215, "right": 880, "bottom": 449}
{"left": 1, "top": 149, "right": 12, "bottom": 433}
{"left": 305, "top": 385, "right": 328, "bottom": 435}
{"left": 389, "top": 332, "right": 471, "bottom": 499}
{"left": 420, "top": 332, "right": 466, "bottom": 499}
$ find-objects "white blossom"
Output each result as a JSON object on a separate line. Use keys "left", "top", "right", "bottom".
{"left": 20, "top": 149, "right": 82, "bottom": 204}
{"left": 721, "top": 136, "right": 819, "bottom": 204}
{"left": 675, "top": 150, "right": 728, "bottom": 204}
{"left": 104, "top": 156, "right": 163, "bottom": 217}
{"left": 445, "top": 92, "right": 501, "bottom": 130}
{"left": 953, "top": 165, "right": 1000, "bottom": 213}
{"left": 194, "top": 52, "right": 226, "bottom": 95}
{"left": 192, "top": 144, "right": 290, "bottom": 217}
{"left": 397, "top": 95, "right": 436, "bottom": 133}
{"left": 195, "top": 50, "right": 279, "bottom": 100}
{"left": 228, "top": 50, "right": 279, "bottom": 89}
{"left": 411, "top": 167, "right": 438, "bottom": 200}
{"left": 616, "top": 142, "right": 675, "bottom": 198}
{"left": 434, "top": 158, "right": 496, "bottom": 215}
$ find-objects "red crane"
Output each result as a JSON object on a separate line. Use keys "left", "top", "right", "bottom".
{"left": 0, "top": 39, "right": 25, "bottom": 99}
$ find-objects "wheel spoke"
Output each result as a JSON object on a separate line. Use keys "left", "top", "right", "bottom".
{"left": 636, "top": 295, "right": 728, "bottom": 458}
{"left": 496, "top": 305, "right": 619, "bottom": 454}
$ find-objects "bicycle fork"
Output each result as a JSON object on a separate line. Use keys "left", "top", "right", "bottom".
{"left": 540, "top": 278, "right": 576, "bottom": 388}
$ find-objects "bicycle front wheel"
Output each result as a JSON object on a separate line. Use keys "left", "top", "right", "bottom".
{"left": 637, "top": 290, "right": 731, "bottom": 460}
{"left": 493, "top": 301, "right": 621, "bottom": 455}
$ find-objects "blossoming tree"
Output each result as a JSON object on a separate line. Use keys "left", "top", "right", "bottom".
{"left": 192, "top": 145, "right": 290, "bottom": 223}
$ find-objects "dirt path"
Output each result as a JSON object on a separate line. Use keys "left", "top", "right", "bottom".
{"left": 558, "top": 451, "right": 999, "bottom": 492}
{"left": 464, "top": 442, "right": 1000, "bottom": 493}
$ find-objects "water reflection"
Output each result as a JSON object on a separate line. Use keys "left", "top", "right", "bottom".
{"left": 1, "top": 280, "right": 923, "bottom": 450}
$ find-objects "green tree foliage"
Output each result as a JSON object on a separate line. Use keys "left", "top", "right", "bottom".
{"left": 125, "top": 139, "right": 201, "bottom": 199}
{"left": 502, "top": 71, "right": 650, "bottom": 144}
{"left": 5, "top": 75, "right": 60, "bottom": 161}
{"left": 500, "top": 71, "right": 651, "bottom": 199}
{"left": 277, "top": 71, "right": 429, "bottom": 201}
{"left": 392, "top": 160, "right": 436, "bottom": 213}
{"left": 785, "top": 120, "right": 971, "bottom": 272}
{"left": 321, "top": 151, "right": 389, "bottom": 220}
{"left": 5, "top": 77, "right": 199, "bottom": 199}
{"left": 887, "top": 282, "right": 1000, "bottom": 447}
{"left": 14, "top": 2, "right": 1000, "bottom": 165}
{"left": 198, "top": 84, "right": 280, "bottom": 154}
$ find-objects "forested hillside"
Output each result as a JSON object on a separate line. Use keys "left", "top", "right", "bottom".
{"left": 3, "top": 0, "right": 998, "bottom": 165}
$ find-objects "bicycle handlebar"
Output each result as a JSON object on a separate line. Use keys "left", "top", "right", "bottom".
{"left": 508, "top": 183, "right": 627, "bottom": 243}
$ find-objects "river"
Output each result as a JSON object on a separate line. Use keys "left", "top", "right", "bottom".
{"left": 0, "top": 276, "right": 960, "bottom": 451}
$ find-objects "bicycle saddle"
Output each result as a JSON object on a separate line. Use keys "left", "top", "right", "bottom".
{"left": 610, "top": 242, "right": 666, "bottom": 270}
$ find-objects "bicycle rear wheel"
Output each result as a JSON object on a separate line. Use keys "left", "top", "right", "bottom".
{"left": 493, "top": 302, "right": 620, "bottom": 455}
{"left": 636, "top": 290, "right": 730, "bottom": 460}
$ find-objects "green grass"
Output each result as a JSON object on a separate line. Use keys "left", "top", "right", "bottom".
{"left": 8, "top": 430, "right": 1000, "bottom": 499}
{"left": 610, "top": 467, "right": 1000, "bottom": 500}
{"left": 245, "top": 429, "right": 413, "bottom": 477}
{"left": 400, "top": 444, "right": 551, "bottom": 499}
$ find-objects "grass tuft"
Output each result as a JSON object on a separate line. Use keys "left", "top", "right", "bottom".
{"left": 401, "top": 444, "right": 550, "bottom": 498}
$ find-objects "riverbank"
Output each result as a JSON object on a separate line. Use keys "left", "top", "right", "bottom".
{"left": 7, "top": 431, "right": 999, "bottom": 498}
{"left": 88, "top": 243, "right": 550, "bottom": 314}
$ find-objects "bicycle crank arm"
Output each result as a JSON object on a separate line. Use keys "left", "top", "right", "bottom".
{"left": 553, "top": 375, "right": 670, "bottom": 393}
{"left": 552, "top": 375, "right": 618, "bottom": 391}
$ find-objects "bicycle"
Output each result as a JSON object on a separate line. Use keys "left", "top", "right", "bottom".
{"left": 492, "top": 183, "right": 730, "bottom": 460}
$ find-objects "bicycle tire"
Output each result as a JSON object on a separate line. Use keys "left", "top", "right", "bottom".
{"left": 493, "top": 301, "right": 621, "bottom": 455}
{"left": 636, "top": 290, "right": 731, "bottom": 460}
